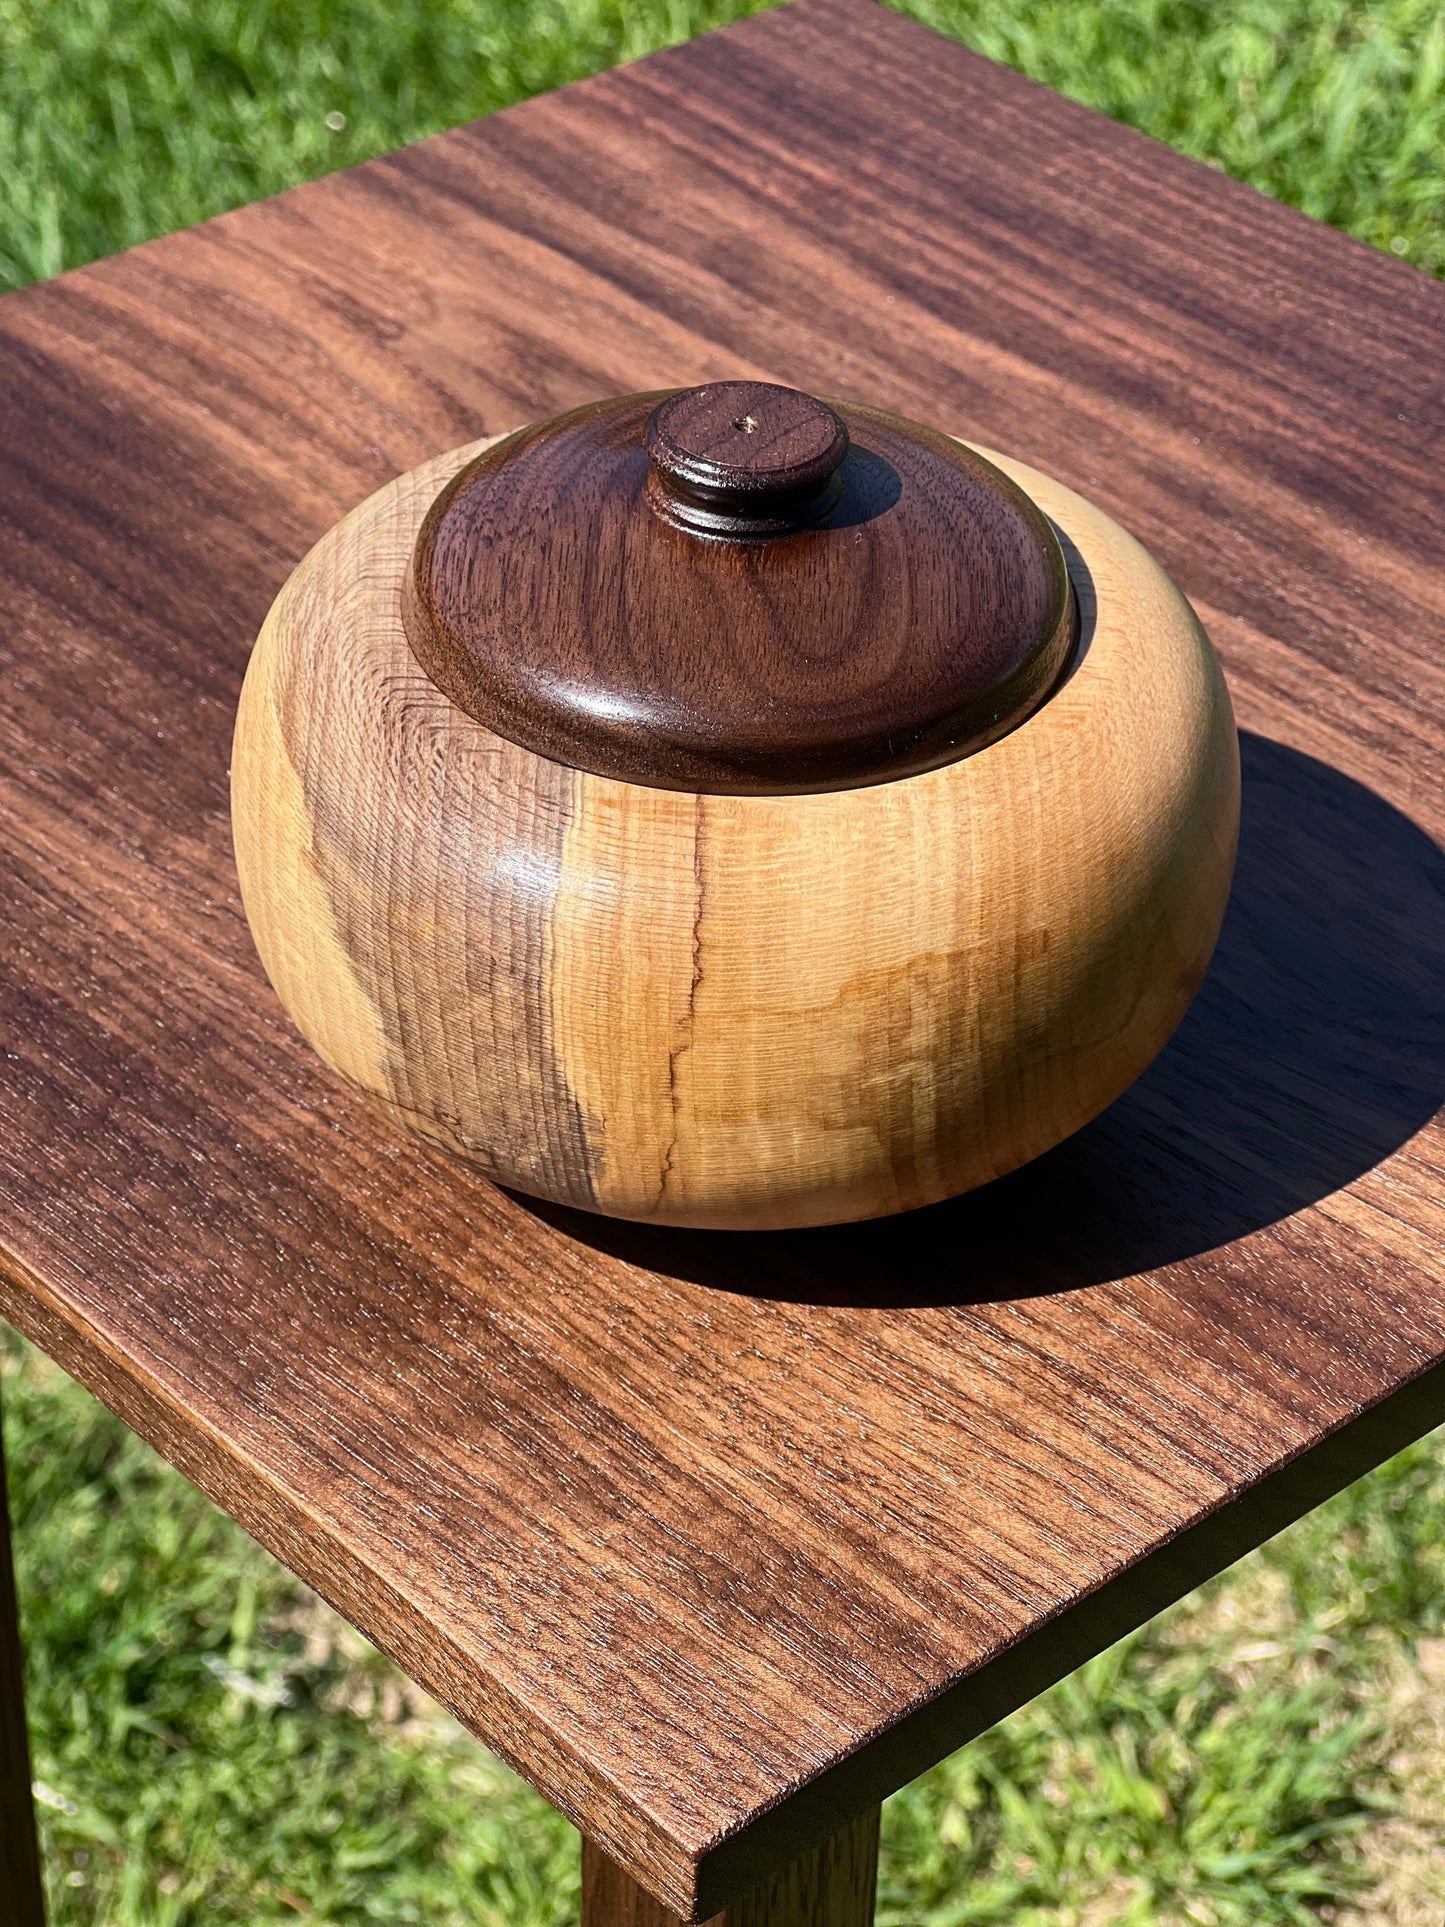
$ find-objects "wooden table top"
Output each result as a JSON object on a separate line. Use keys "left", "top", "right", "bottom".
{"left": 1, "top": 0, "right": 1442, "bottom": 1915}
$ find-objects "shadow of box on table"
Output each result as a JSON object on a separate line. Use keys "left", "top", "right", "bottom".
{"left": 521, "top": 732, "right": 1445, "bottom": 1307}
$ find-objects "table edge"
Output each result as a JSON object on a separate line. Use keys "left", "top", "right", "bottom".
{"left": 692, "top": 1352, "right": 1445, "bottom": 1912}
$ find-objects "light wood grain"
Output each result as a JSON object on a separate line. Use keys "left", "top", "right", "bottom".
{"left": 584, "top": 1809, "right": 878, "bottom": 1927}
{"left": 232, "top": 435, "right": 1238, "bottom": 1228}
{"left": 0, "top": 0, "right": 1441, "bottom": 1914}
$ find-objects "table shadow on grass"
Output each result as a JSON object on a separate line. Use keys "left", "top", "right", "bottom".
{"left": 519, "top": 732, "right": 1445, "bottom": 1307}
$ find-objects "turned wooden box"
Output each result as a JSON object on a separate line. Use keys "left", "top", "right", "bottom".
{"left": 231, "top": 381, "right": 1238, "bottom": 1230}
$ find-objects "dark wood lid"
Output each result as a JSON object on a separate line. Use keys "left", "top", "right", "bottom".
{"left": 403, "top": 381, "right": 1075, "bottom": 794}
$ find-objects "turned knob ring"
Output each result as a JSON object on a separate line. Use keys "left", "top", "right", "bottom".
{"left": 643, "top": 381, "right": 850, "bottom": 538}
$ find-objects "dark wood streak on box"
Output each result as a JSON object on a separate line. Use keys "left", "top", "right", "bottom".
{"left": 0, "top": 0, "right": 1441, "bottom": 1916}
{"left": 266, "top": 513, "right": 600, "bottom": 1203}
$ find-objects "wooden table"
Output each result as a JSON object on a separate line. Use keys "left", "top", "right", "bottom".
{"left": 1, "top": 1, "right": 1443, "bottom": 1919}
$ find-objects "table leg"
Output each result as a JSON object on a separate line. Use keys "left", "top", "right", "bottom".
{"left": 0, "top": 1385, "right": 45, "bottom": 1925}
{"left": 582, "top": 1808, "right": 879, "bottom": 1927}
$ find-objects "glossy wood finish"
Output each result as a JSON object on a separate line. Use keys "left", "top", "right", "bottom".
{"left": 0, "top": 0, "right": 1442, "bottom": 1915}
{"left": 402, "top": 392, "right": 1074, "bottom": 792}
{"left": 0, "top": 1399, "right": 45, "bottom": 1926}
{"left": 583, "top": 1810, "right": 878, "bottom": 1927}
{"left": 643, "top": 381, "right": 849, "bottom": 536}
{"left": 236, "top": 436, "right": 1235, "bottom": 1227}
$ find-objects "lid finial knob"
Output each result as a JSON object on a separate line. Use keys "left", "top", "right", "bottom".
{"left": 644, "top": 381, "right": 850, "bottom": 538}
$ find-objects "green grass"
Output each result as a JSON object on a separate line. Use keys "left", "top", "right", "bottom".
{"left": 906, "top": 0, "right": 1445, "bottom": 270}
{"left": 0, "top": 0, "right": 1442, "bottom": 290}
{"left": 4, "top": 0, "right": 1445, "bottom": 1920}
{"left": 10, "top": 1325, "right": 1445, "bottom": 1926}
{"left": 6, "top": 1334, "right": 578, "bottom": 1927}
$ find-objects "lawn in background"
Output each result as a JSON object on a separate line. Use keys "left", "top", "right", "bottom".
{"left": 1, "top": 0, "right": 1442, "bottom": 289}
{"left": 3, "top": 0, "right": 1445, "bottom": 1921}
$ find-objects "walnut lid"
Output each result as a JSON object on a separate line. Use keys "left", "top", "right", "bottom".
{"left": 402, "top": 380, "right": 1075, "bottom": 795}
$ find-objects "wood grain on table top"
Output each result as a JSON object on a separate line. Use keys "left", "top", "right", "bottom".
{"left": 0, "top": 0, "right": 1442, "bottom": 1914}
